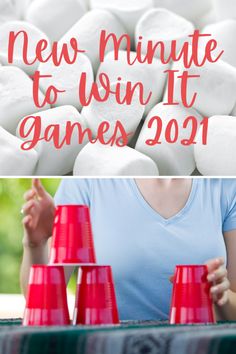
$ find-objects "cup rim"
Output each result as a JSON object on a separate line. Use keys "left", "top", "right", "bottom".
{"left": 56, "top": 204, "right": 89, "bottom": 208}
{"left": 31, "top": 265, "right": 62, "bottom": 269}
{"left": 175, "top": 264, "right": 207, "bottom": 268}
{"left": 79, "top": 265, "right": 111, "bottom": 268}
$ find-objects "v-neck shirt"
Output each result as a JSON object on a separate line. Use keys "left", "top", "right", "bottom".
{"left": 55, "top": 178, "right": 236, "bottom": 320}
{"left": 130, "top": 179, "right": 197, "bottom": 226}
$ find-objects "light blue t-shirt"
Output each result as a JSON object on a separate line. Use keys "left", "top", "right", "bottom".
{"left": 54, "top": 179, "right": 236, "bottom": 320}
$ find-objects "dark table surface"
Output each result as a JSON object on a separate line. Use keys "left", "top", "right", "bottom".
{"left": 1, "top": 319, "right": 236, "bottom": 354}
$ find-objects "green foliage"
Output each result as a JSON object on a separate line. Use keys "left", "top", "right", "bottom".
{"left": 0, "top": 179, "right": 76, "bottom": 294}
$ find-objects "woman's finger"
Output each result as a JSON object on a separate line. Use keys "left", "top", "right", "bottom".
{"left": 33, "top": 179, "right": 47, "bottom": 199}
{"left": 22, "top": 215, "right": 33, "bottom": 230}
{"left": 210, "top": 278, "right": 230, "bottom": 297}
{"left": 23, "top": 189, "right": 36, "bottom": 201}
{"left": 205, "top": 257, "right": 225, "bottom": 273}
{"left": 217, "top": 291, "right": 229, "bottom": 307}
{"left": 207, "top": 266, "right": 227, "bottom": 282}
{"left": 22, "top": 200, "right": 37, "bottom": 215}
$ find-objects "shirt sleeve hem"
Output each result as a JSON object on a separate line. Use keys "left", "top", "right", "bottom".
{"left": 223, "top": 221, "right": 236, "bottom": 232}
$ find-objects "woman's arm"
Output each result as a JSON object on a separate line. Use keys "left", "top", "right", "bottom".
{"left": 20, "top": 179, "right": 55, "bottom": 295}
{"left": 20, "top": 179, "right": 74, "bottom": 296}
{"left": 212, "top": 229, "right": 236, "bottom": 321}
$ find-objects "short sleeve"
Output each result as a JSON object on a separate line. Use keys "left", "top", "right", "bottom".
{"left": 54, "top": 179, "right": 93, "bottom": 207}
{"left": 222, "top": 180, "right": 236, "bottom": 232}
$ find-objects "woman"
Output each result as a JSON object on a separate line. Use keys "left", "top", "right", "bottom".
{"left": 20, "top": 178, "right": 236, "bottom": 321}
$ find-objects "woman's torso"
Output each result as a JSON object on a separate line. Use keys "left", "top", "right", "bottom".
{"left": 55, "top": 179, "right": 234, "bottom": 320}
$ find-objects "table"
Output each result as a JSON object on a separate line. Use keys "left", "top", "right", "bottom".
{"left": 0, "top": 319, "right": 236, "bottom": 354}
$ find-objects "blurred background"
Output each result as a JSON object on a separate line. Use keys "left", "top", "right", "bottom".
{"left": 0, "top": 178, "right": 76, "bottom": 318}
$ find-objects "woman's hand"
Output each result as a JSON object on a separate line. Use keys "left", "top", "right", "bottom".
{"left": 169, "top": 258, "right": 230, "bottom": 307}
{"left": 22, "top": 178, "right": 55, "bottom": 248}
{"left": 206, "top": 258, "right": 230, "bottom": 307}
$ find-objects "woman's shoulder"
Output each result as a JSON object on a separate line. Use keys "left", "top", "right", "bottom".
{"left": 54, "top": 178, "right": 133, "bottom": 205}
{"left": 197, "top": 178, "right": 236, "bottom": 210}
{"left": 196, "top": 178, "right": 236, "bottom": 194}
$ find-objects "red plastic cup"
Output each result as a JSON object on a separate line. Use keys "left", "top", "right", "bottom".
{"left": 169, "top": 265, "right": 216, "bottom": 324}
{"left": 73, "top": 266, "right": 120, "bottom": 325}
{"left": 23, "top": 265, "right": 70, "bottom": 326}
{"left": 49, "top": 205, "right": 96, "bottom": 264}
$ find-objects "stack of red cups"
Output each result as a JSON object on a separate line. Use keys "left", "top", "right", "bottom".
{"left": 23, "top": 205, "right": 120, "bottom": 326}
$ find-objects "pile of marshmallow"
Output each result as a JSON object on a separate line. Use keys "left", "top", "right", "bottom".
{"left": 1, "top": 0, "right": 236, "bottom": 176}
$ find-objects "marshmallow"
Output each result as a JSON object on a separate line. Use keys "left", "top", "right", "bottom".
{"left": 0, "top": 127, "right": 38, "bottom": 176}
{"left": 0, "top": 0, "right": 17, "bottom": 25}
{"left": 213, "top": 0, "right": 236, "bottom": 21}
{"left": 60, "top": 9, "right": 126, "bottom": 71}
{"left": 78, "top": 0, "right": 90, "bottom": 11}
{"left": 194, "top": 116, "right": 236, "bottom": 176}
{"left": 25, "top": 0, "right": 86, "bottom": 42}
{"left": 90, "top": 0, "right": 153, "bottom": 43}
{"left": 169, "top": 56, "right": 236, "bottom": 117}
{"left": 0, "top": 21, "right": 50, "bottom": 75}
{"left": 0, "top": 66, "right": 49, "bottom": 134}
{"left": 38, "top": 52, "right": 93, "bottom": 110}
{"left": 82, "top": 81, "right": 145, "bottom": 141}
{"left": 200, "top": 20, "right": 236, "bottom": 68}
{"left": 135, "top": 103, "right": 203, "bottom": 176}
{"left": 16, "top": 106, "right": 88, "bottom": 176}
{"left": 194, "top": 9, "right": 217, "bottom": 30}
{"left": 73, "top": 142, "right": 159, "bottom": 176}
{"left": 153, "top": 0, "right": 212, "bottom": 22}
{"left": 136, "top": 9, "right": 194, "bottom": 61}
{"left": 97, "top": 50, "right": 169, "bottom": 115}
{"left": 12, "top": 0, "right": 33, "bottom": 19}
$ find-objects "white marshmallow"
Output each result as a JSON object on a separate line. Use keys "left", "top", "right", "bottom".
{"left": 16, "top": 106, "right": 88, "bottom": 176}
{"left": 38, "top": 52, "right": 93, "bottom": 110}
{"left": 0, "top": 127, "right": 38, "bottom": 176}
{"left": 60, "top": 9, "right": 126, "bottom": 71}
{"left": 200, "top": 20, "right": 236, "bottom": 68}
{"left": 81, "top": 81, "right": 145, "bottom": 141}
{"left": 153, "top": 0, "right": 212, "bottom": 22}
{"left": 169, "top": 56, "right": 236, "bottom": 117}
{"left": 194, "top": 9, "right": 217, "bottom": 30}
{"left": 97, "top": 50, "right": 169, "bottom": 115}
{"left": 0, "top": 0, "right": 17, "bottom": 25}
{"left": 0, "top": 66, "right": 49, "bottom": 134}
{"left": 78, "top": 0, "right": 90, "bottom": 11}
{"left": 73, "top": 142, "right": 159, "bottom": 176}
{"left": 194, "top": 116, "right": 236, "bottom": 176}
{"left": 213, "top": 0, "right": 236, "bottom": 21}
{"left": 12, "top": 0, "right": 33, "bottom": 19}
{"left": 25, "top": 0, "right": 86, "bottom": 42}
{"left": 0, "top": 21, "right": 50, "bottom": 75}
{"left": 136, "top": 9, "right": 194, "bottom": 61}
{"left": 90, "top": 0, "right": 153, "bottom": 43}
{"left": 135, "top": 103, "right": 203, "bottom": 176}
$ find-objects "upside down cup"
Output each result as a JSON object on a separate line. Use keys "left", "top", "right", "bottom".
{"left": 49, "top": 205, "right": 96, "bottom": 264}
{"left": 23, "top": 265, "right": 70, "bottom": 326}
{"left": 73, "top": 266, "right": 120, "bottom": 325}
{"left": 170, "top": 265, "right": 216, "bottom": 324}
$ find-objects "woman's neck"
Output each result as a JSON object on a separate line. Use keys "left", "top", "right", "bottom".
{"left": 134, "top": 179, "right": 193, "bottom": 219}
